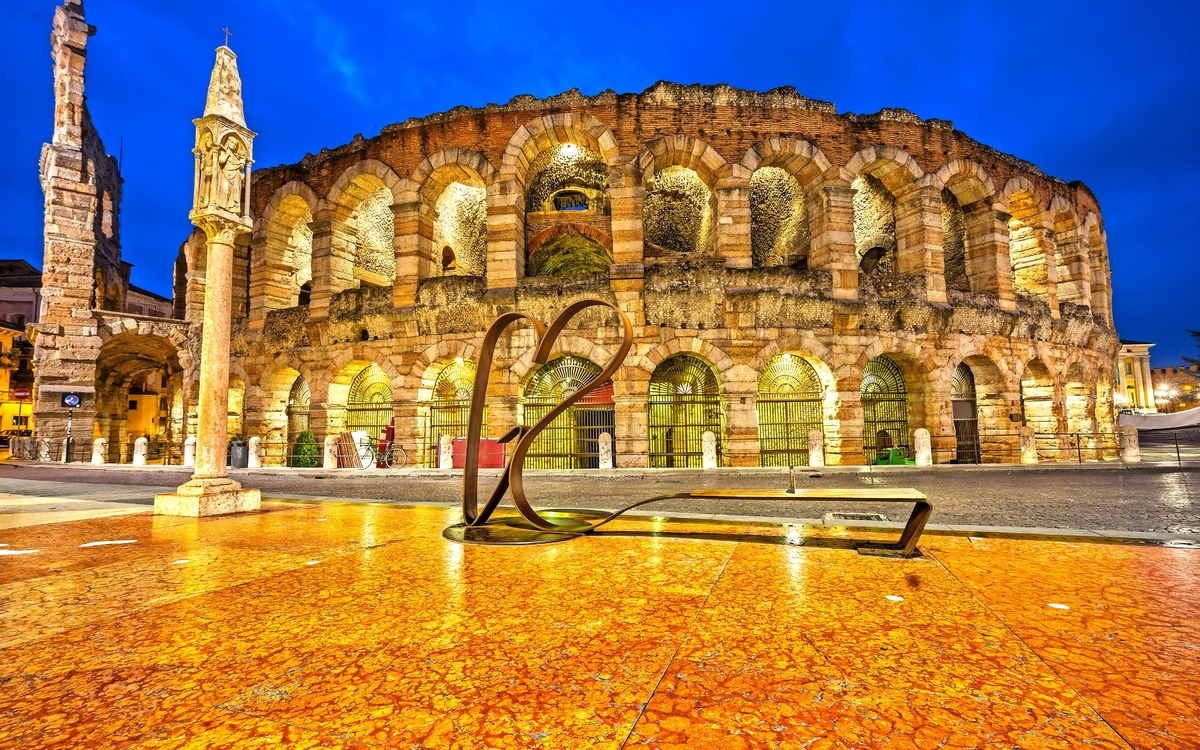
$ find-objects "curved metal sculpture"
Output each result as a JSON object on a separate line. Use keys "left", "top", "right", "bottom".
{"left": 445, "top": 299, "right": 932, "bottom": 556}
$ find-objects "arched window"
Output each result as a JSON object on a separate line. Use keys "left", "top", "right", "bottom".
{"left": 287, "top": 376, "right": 310, "bottom": 465}
{"left": 756, "top": 354, "right": 824, "bottom": 466}
{"left": 346, "top": 364, "right": 393, "bottom": 440}
{"left": 750, "top": 167, "right": 809, "bottom": 269}
{"left": 860, "top": 356, "right": 909, "bottom": 459}
{"left": 648, "top": 355, "right": 725, "bottom": 468}
{"left": 424, "top": 360, "right": 483, "bottom": 467}
{"left": 951, "top": 363, "right": 980, "bottom": 464}
{"left": 522, "top": 356, "right": 614, "bottom": 469}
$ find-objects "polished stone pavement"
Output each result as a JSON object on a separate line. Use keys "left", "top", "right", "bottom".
{"left": 0, "top": 499, "right": 1197, "bottom": 748}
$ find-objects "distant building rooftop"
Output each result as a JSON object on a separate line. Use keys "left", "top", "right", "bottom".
{"left": 0, "top": 259, "right": 42, "bottom": 288}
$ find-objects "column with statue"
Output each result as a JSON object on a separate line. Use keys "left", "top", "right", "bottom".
{"left": 155, "top": 41, "right": 260, "bottom": 516}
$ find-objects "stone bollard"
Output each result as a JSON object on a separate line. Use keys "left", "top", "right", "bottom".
{"left": 37, "top": 437, "right": 52, "bottom": 462}
{"left": 807, "top": 429, "right": 825, "bottom": 468}
{"left": 182, "top": 435, "right": 197, "bottom": 468}
{"left": 247, "top": 436, "right": 262, "bottom": 469}
{"left": 914, "top": 428, "right": 932, "bottom": 466}
{"left": 1121, "top": 425, "right": 1141, "bottom": 463}
{"left": 702, "top": 430, "right": 717, "bottom": 469}
{"left": 439, "top": 435, "right": 454, "bottom": 470}
{"left": 91, "top": 438, "right": 107, "bottom": 465}
{"left": 598, "top": 431, "right": 613, "bottom": 470}
{"left": 132, "top": 437, "right": 148, "bottom": 466}
{"left": 323, "top": 435, "right": 339, "bottom": 469}
{"left": 1019, "top": 426, "right": 1038, "bottom": 464}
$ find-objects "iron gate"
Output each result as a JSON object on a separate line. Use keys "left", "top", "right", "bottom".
{"left": 861, "top": 355, "right": 910, "bottom": 459}
{"left": 756, "top": 354, "right": 824, "bottom": 466}
{"left": 523, "top": 356, "right": 614, "bottom": 469}
{"left": 286, "top": 376, "right": 311, "bottom": 465}
{"left": 951, "top": 362, "right": 981, "bottom": 464}
{"left": 346, "top": 363, "right": 393, "bottom": 441}
{"left": 648, "top": 355, "right": 726, "bottom": 468}
{"left": 424, "top": 360, "right": 483, "bottom": 467}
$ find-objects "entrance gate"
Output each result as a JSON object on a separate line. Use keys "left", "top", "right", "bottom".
{"left": 346, "top": 364, "right": 393, "bottom": 441}
{"left": 286, "top": 376, "right": 310, "bottom": 465}
{"left": 522, "top": 356, "right": 614, "bottom": 469}
{"left": 951, "top": 363, "right": 981, "bottom": 464}
{"left": 424, "top": 360, "right": 483, "bottom": 467}
{"left": 861, "top": 356, "right": 910, "bottom": 459}
{"left": 756, "top": 354, "right": 824, "bottom": 466}
{"left": 648, "top": 355, "right": 725, "bottom": 468}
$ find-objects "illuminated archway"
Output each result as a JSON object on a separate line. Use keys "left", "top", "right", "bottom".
{"left": 861, "top": 356, "right": 910, "bottom": 458}
{"left": 522, "top": 355, "right": 614, "bottom": 469}
{"left": 421, "top": 359, "right": 483, "bottom": 467}
{"left": 648, "top": 355, "right": 725, "bottom": 468}
{"left": 951, "top": 363, "right": 981, "bottom": 463}
{"left": 756, "top": 354, "right": 824, "bottom": 466}
{"left": 346, "top": 363, "right": 393, "bottom": 440}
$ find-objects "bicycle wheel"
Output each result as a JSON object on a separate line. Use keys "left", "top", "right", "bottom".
{"left": 385, "top": 445, "right": 407, "bottom": 469}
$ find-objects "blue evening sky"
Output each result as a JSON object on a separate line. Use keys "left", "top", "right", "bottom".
{"left": 1, "top": 1, "right": 1197, "bottom": 363}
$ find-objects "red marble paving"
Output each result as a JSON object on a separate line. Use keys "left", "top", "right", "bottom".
{"left": 0, "top": 500, "right": 1194, "bottom": 748}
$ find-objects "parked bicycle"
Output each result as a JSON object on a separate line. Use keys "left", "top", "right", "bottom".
{"left": 352, "top": 436, "right": 408, "bottom": 469}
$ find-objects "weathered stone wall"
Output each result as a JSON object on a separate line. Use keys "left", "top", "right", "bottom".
{"left": 196, "top": 81, "right": 1120, "bottom": 468}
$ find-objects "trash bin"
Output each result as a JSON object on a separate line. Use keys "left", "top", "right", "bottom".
{"left": 229, "top": 440, "right": 249, "bottom": 469}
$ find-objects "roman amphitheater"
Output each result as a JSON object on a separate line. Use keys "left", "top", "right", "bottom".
{"left": 33, "top": 9, "right": 1119, "bottom": 469}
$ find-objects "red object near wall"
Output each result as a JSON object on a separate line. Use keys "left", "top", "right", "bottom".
{"left": 378, "top": 424, "right": 396, "bottom": 468}
{"left": 452, "top": 438, "right": 506, "bottom": 469}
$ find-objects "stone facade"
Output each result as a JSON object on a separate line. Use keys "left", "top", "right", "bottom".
{"left": 182, "top": 83, "right": 1118, "bottom": 468}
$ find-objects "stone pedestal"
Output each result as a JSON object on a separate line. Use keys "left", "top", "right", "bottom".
{"left": 91, "top": 438, "right": 106, "bottom": 465}
{"left": 1120, "top": 425, "right": 1140, "bottom": 463}
{"left": 808, "top": 429, "right": 824, "bottom": 468}
{"left": 439, "top": 434, "right": 454, "bottom": 470}
{"left": 914, "top": 428, "right": 932, "bottom": 466}
{"left": 155, "top": 478, "right": 261, "bottom": 517}
{"left": 598, "top": 431, "right": 613, "bottom": 469}
{"left": 702, "top": 430, "right": 717, "bottom": 469}
{"left": 183, "top": 435, "right": 197, "bottom": 468}
{"left": 323, "top": 435, "right": 338, "bottom": 469}
{"left": 1019, "top": 426, "right": 1039, "bottom": 464}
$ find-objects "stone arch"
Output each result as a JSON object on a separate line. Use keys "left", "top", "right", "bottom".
{"left": 316, "top": 345, "right": 404, "bottom": 407}
{"left": 1065, "top": 360, "right": 1098, "bottom": 458}
{"left": 499, "top": 113, "right": 620, "bottom": 190}
{"left": 945, "top": 348, "right": 1011, "bottom": 463}
{"left": 636, "top": 337, "right": 736, "bottom": 384}
{"left": 325, "top": 159, "right": 404, "bottom": 220}
{"left": 257, "top": 353, "right": 318, "bottom": 460}
{"left": 410, "top": 338, "right": 480, "bottom": 394}
{"left": 1082, "top": 212, "right": 1111, "bottom": 323}
{"left": 1004, "top": 178, "right": 1055, "bottom": 303}
{"left": 93, "top": 326, "right": 188, "bottom": 463}
{"left": 407, "top": 149, "right": 496, "bottom": 280}
{"left": 740, "top": 138, "right": 832, "bottom": 187}
{"left": 256, "top": 181, "right": 320, "bottom": 311}
{"left": 933, "top": 162, "right": 998, "bottom": 295}
{"left": 844, "top": 145, "right": 924, "bottom": 194}
{"left": 511, "top": 333, "right": 621, "bottom": 386}
{"left": 636, "top": 135, "right": 728, "bottom": 190}
{"left": 526, "top": 222, "right": 613, "bottom": 257}
{"left": 845, "top": 147, "right": 922, "bottom": 278}
{"left": 1048, "top": 197, "right": 1089, "bottom": 306}
{"left": 1020, "top": 356, "right": 1062, "bottom": 456}
{"left": 933, "top": 159, "right": 996, "bottom": 205}
{"left": 646, "top": 352, "right": 728, "bottom": 468}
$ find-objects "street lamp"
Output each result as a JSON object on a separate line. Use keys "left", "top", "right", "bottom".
{"left": 1156, "top": 383, "right": 1177, "bottom": 413}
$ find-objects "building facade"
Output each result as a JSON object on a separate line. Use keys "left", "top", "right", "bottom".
{"left": 33, "top": 2, "right": 1122, "bottom": 467}
{"left": 1117, "top": 341, "right": 1156, "bottom": 413}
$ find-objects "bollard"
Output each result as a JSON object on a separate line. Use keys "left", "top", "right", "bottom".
{"left": 37, "top": 437, "right": 52, "bottom": 462}
{"left": 1120, "top": 425, "right": 1140, "bottom": 463}
{"left": 61, "top": 437, "right": 71, "bottom": 464}
{"left": 247, "top": 436, "right": 262, "bottom": 469}
{"left": 914, "top": 428, "right": 932, "bottom": 466}
{"left": 183, "top": 435, "right": 197, "bottom": 468}
{"left": 439, "top": 434, "right": 454, "bottom": 470}
{"left": 91, "top": 438, "right": 107, "bottom": 465}
{"left": 807, "top": 429, "right": 825, "bottom": 468}
{"left": 1019, "top": 426, "right": 1038, "bottom": 464}
{"left": 598, "top": 431, "right": 613, "bottom": 470}
{"left": 132, "top": 437, "right": 148, "bottom": 466}
{"left": 323, "top": 435, "right": 338, "bottom": 469}
{"left": 701, "top": 430, "right": 717, "bottom": 469}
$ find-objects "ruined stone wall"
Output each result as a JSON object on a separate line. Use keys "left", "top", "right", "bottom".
{"left": 190, "top": 81, "right": 1120, "bottom": 467}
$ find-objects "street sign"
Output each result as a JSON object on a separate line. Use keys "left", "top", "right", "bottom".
{"left": 61, "top": 393, "right": 81, "bottom": 408}
{"left": 12, "top": 387, "right": 30, "bottom": 400}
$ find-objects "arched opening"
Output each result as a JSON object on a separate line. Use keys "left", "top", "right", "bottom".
{"left": 852, "top": 174, "right": 897, "bottom": 278}
{"left": 1021, "top": 359, "right": 1059, "bottom": 458}
{"left": 643, "top": 166, "right": 714, "bottom": 256}
{"left": 434, "top": 182, "right": 487, "bottom": 277}
{"left": 526, "top": 144, "right": 609, "bottom": 215}
{"left": 94, "top": 331, "right": 186, "bottom": 464}
{"left": 346, "top": 363, "right": 393, "bottom": 441}
{"left": 951, "top": 363, "right": 981, "bottom": 464}
{"left": 750, "top": 167, "right": 809, "bottom": 269}
{"left": 1007, "top": 189, "right": 1050, "bottom": 301}
{"left": 286, "top": 375, "right": 310, "bottom": 464}
{"left": 527, "top": 232, "right": 612, "bottom": 277}
{"left": 354, "top": 187, "right": 396, "bottom": 286}
{"left": 421, "top": 359, "right": 483, "bottom": 468}
{"left": 1053, "top": 208, "right": 1089, "bottom": 307}
{"left": 297, "top": 281, "right": 311, "bottom": 306}
{"left": 648, "top": 355, "right": 725, "bottom": 468}
{"left": 940, "top": 189, "right": 970, "bottom": 291}
{"left": 521, "top": 355, "right": 614, "bottom": 469}
{"left": 861, "top": 356, "right": 910, "bottom": 460}
{"left": 756, "top": 354, "right": 825, "bottom": 466}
